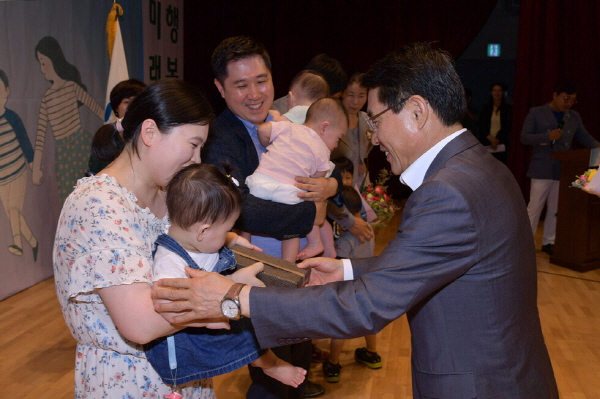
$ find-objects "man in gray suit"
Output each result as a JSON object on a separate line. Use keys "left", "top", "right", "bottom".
{"left": 153, "top": 42, "right": 559, "bottom": 399}
{"left": 521, "top": 81, "right": 599, "bottom": 256}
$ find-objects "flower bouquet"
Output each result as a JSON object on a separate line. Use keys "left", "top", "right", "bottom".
{"left": 360, "top": 169, "right": 397, "bottom": 227}
{"left": 572, "top": 167, "right": 600, "bottom": 197}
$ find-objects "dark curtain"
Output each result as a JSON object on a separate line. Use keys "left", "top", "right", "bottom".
{"left": 509, "top": 0, "right": 600, "bottom": 198}
{"left": 184, "top": 0, "right": 497, "bottom": 112}
{"left": 184, "top": 0, "right": 497, "bottom": 198}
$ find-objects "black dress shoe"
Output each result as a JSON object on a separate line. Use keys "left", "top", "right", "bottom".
{"left": 541, "top": 244, "right": 554, "bottom": 256}
{"left": 303, "top": 379, "right": 325, "bottom": 398}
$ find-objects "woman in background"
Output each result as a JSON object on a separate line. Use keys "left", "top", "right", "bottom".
{"left": 331, "top": 73, "right": 371, "bottom": 186}
{"left": 477, "top": 82, "right": 513, "bottom": 164}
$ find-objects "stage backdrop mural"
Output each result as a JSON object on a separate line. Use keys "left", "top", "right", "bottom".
{"left": 0, "top": 0, "right": 183, "bottom": 301}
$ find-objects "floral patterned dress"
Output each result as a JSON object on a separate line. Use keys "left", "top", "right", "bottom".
{"left": 53, "top": 174, "right": 215, "bottom": 399}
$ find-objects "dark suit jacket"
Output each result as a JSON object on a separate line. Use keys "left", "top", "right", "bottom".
{"left": 201, "top": 107, "right": 316, "bottom": 240}
{"left": 521, "top": 104, "right": 599, "bottom": 180}
{"left": 249, "top": 132, "right": 558, "bottom": 398}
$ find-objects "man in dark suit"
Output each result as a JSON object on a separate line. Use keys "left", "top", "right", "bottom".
{"left": 202, "top": 35, "right": 338, "bottom": 399}
{"left": 155, "top": 42, "right": 559, "bottom": 398}
{"left": 521, "top": 80, "right": 599, "bottom": 256}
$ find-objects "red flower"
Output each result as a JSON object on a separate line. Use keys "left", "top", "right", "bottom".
{"left": 375, "top": 186, "right": 384, "bottom": 195}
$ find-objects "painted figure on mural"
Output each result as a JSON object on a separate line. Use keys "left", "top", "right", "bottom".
{"left": 0, "top": 70, "right": 38, "bottom": 261}
{"left": 32, "top": 36, "right": 104, "bottom": 202}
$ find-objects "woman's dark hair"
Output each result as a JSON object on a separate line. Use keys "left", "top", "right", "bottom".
{"left": 35, "top": 36, "right": 85, "bottom": 90}
{"left": 92, "top": 79, "right": 214, "bottom": 163}
{"left": 345, "top": 72, "right": 365, "bottom": 90}
{"left": 211, "top": 36, "right": 271, "bottom": 84}
{"left": 110, "top": 79, "right": 147, "bottom": 117}
{"left": 487, "top": 82, "right": 508, "bottom": 106}
{"left": 90, "top": 124, "right": 124, "bottom": 164}
{"left": 167, "top": 163, "right": 242, "bottom": 229}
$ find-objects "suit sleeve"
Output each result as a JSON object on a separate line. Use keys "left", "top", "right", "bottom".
{"left": 202, "top": 116, "right": 316, "bottom": 240}
{"left": 249, "top": 180, "right": 479, "bottom": 348}
{"left": 521, "top": 108, "right": 550, "bottom": 146}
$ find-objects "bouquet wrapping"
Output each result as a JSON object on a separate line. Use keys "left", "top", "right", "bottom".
{"left": 360, "top": 169, "right": 397, "bottom": 227}
{"left": 572, "top": 168, "right": 600, "bottom": 197}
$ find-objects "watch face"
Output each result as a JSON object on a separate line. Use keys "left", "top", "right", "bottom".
{"left": 221, "top": 299, "right": 239, "bottom": 318}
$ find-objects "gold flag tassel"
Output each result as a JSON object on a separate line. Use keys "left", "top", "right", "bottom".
{"left": 106, "top": 3, "right": 124, "bottom": 61}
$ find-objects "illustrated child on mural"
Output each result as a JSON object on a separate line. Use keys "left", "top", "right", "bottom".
{"left": 32, "top": 36, "right": 104, "bottom": 202}
{"left": 0, "top": 69, "right": 39, "bottom": 261}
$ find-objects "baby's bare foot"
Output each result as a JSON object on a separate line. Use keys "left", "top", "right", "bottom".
{"left": 297, "top": 242, "right": 324, "bottom": 260}
{"left": 263, "top": 358, "right": 307, "bottom": 388}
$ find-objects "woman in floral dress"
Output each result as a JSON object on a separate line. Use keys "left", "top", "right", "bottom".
{"left": 53, "top": 79, "right": 219, "bottom": 398}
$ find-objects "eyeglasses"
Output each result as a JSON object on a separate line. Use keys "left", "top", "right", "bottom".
{"left": 562, "top": 94, "right": 577, "bottom": 104}
{"left": 365, "top": 98, "right": 408, "bottom": 132}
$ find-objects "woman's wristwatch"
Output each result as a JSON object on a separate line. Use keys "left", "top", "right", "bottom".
{"left": 221, "top": 283, "right": 245, "bottom": 320}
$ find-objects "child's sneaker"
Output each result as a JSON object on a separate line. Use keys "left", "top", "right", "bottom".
{"left": 354, "top": 347, "right": 382, "bottom": 369}
{"left": 322, "top": 360, "right": 341, "bottom": 383}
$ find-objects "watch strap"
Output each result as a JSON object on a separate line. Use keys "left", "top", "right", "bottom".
{"left": 226, "top": 282, "right": 245, "bottom": 300}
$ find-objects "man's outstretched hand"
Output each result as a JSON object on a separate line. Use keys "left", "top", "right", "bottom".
{"left": 297, "top": 257, "right": 345, "bottom": 286}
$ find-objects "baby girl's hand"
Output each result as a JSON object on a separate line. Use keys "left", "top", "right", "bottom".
{"left": 230, "top": 262, "right": 266, "bottom": 287}
{"left": 232, "top": 234, "right": 263, "bottom": 252}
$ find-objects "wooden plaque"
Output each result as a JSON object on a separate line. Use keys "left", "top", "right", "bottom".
{"left": 232, "top": 245, "right": 310, "bottom": 288}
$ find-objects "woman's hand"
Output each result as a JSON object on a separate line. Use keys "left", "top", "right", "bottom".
{"left": 295, "top": 176, "right": 338, "bottom": 202}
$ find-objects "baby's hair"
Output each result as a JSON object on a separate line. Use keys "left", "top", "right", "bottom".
{"left": 289, "top": 70, "right": 330, "bottom": 104}
{"left": 305, "top": 97, "right": 349, "bottom": 128}
{"left": 166, "top": 163, "right": 242, "bottom": 230}
{"left": 0, "top": 69, "right": 9, "bottom": 88}
{"left": 341, "top": 185, "right": 362, "bottom": 215}
{"left": 331, "top": 156, "right": 354, "bottom": 176}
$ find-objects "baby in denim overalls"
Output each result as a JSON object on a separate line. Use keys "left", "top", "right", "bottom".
{"left": 147, "top": 163, "right": 306, "bottom": 395}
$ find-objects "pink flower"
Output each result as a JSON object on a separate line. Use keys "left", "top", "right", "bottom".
{"left": 375, "top": 186, "right": 384, "bottom": 194}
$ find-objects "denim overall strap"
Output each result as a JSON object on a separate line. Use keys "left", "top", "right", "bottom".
{"left": 214, "top": 247, "right": 237, "bottom": 274}
{"left": 154, "top": 234, "right": 204, "bottom": 270}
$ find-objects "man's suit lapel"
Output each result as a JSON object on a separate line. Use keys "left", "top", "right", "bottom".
{"left": 222, "top": 108, "right": 260, "bottom": 167}
{"left": 424, "top": 131, "right": 480, "bottom": 181}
